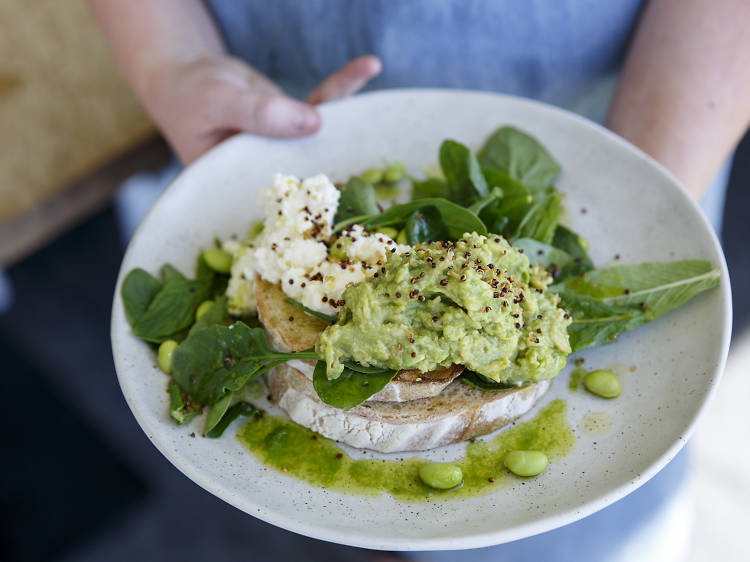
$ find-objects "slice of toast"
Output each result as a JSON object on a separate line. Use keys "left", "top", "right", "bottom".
{"left": 255, "top": 277, "right": 461, "bottom": 402}
{"left": 266, "top": 364, "right": 551, "bottom": 453}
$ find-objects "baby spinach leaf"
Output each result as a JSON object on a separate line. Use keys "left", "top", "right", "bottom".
{"left": 161, "top": 264, "right": 186, "bottom": 283}
{"left": 460, "top": 370, "right": 516, "bottom": 391}
{"left": 512, "top": 238, "right": 574, "bottom": 272}
{"left": 286, "top": 297, "right": 337, "bottom": 324}
{"left": 467, "top": 187, "right": 503, "bottom": 215}
{"left": 206, "top": 402, "right": 258, "bottom": 438}
{"left": 513, "top": 191, "right": 561, "bottom": 244}
{"left": 478, "top": 170, "right": 532, "bottom": 236}
{"left": 552, "top": 225, "right": 594, "bottom": 280}
{"left": 132, "top": 277, "right": 212, "bottom": 343}
{"left": 362, "top": 198, "right": 487, "bottom": 239}
{"left": 336, "top": 177, "right": 379, "bottom": 223}
{"left": 439, "top": 140, "right": 488, "bottom": 206}
{"left": 411, "top": 177, "right": 450, "bottom": 200}
{"left": 478, "top": 126, "right": 561, "bottom": 192}
{"left": 405, "top": 206, "right": 449, "bottom": 244}
{"left": 171, "top": 322, "right": 318, "bottom": 406}
{"left": 121, "top": 268, "right": 162, "bottom": 327}
{"left": 313, "top": 361, "right": 398, "bottom": 410}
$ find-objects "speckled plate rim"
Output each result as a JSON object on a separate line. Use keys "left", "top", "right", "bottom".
{"left": 111, "top": 88, "right": 731, "bottom": 551}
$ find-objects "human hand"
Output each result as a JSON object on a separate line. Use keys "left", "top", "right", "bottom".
{"left": 144, "top": 55, "right": 382, "bottom": 163}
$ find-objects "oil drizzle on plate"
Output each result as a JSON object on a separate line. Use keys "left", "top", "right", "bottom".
{"left": 237, "top": 399, "right": 574, "bottom": 501}
{"left": 579, "top": 412, "right": 613, "bottom": 436}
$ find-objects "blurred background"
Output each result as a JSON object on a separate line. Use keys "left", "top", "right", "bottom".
{"left": 1, "top": 2, "right": 748, "bottom": 561}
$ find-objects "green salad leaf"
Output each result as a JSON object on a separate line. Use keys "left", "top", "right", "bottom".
{"left": 513, "top": 190, "right": 561, "bottom": 244}
{"left": 460, "top": 370, "right": 516, "bottom": 391}
{"left": 168, "top": 380, "right": 200, "bottom": 425}
{"left": 189, "top": 295, "right": 232, "bottom": 335}
{"left": 478, "top": 126, "right": 561, "bottom": 192}
{"left": 551, "top": 225, "right": 594, "bottom": 280}
{"left": 161, "top": 263, "right": 186, "bottom": 283}
{"left": 121, "top": 268, "right": 162, "bottom": 326}
{"left": 553, "top": 260, "right": 721, "bottom": 351}
{"left": 557, "top": 292, "right": 649, "bottom": 352}
{"left": 404, "top": 206, "right": 449, "bottom": 244}
{"left": 206, "top": 402, "right": 258, "bottom": 438}
{"left": 171, "top": 322, "right": 318, "bottom": 405}
{"left": 336, "top": 176, "right": 379, "bottom": 223}
{"left": 511, "top": 238, "right": 574, "bottom": 272}
{"left": 411, "top": 177, "right": 450, "bottom": 200}
{"left": 286, "top": 297, "right": 337, "bottom": 324}
{"left": 312, "top": 361, "right": 398, "bottom": 410}
{"left": 204, "top": 391, "right": 234, "bottom": 435}
{"left": 439, "top": 140, "right": 489, "bottom": 206}
{"left": 131, "top": 277, "right": 212, "bottom": 343}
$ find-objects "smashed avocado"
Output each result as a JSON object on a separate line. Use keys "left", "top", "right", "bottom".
{"left": 317, "top": 232, "right": 572, "bottom": 384}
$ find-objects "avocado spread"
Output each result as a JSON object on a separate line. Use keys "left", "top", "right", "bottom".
{"left": 317, "top": 232, "right": 572, "bottom": 384}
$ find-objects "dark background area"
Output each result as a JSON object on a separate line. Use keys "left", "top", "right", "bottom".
{"left": 1, "top": 132, "right": 747, "bottom": 561}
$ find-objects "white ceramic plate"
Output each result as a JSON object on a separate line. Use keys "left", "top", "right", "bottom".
{"left": 111, "top": 89, "right": 731, "bottom": 551}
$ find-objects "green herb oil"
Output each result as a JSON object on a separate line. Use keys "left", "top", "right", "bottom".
{"left": 237, "top": 399, "right": 574, "bottom": 502}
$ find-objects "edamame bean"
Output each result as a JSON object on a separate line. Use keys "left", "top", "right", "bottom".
{"left": 203, "top": 248, "right": 233, "bottom": 274}
{"left": 248, "top": 220, "right": 264, "bottom": 239}
{"left": 375, "top": 226, "right": 399, "bottom": 239}
{"left": 196, "top": 300, "right": 214, "bottom": 319}
{"left": 360, "top": 168, "right": 384, "bottom": 184}
{"left": 503, "top": 450, "right": 548, "bottom": 477}
{"left": 158, "top": 340, "right": 179, "bottom": 374}
{"left": 383, "top": 161, "right": 405, "bottom": 183}
{"left": 329, "top": 236, "right": 352, "bottom": 259}
{"left": 396, "top": 229, "right": 408, "bottom": 245}
{"left": 418, "top": 462, "right": 463, "bottom": 490}
{"left": 583, "top": 369, "right": 622, "bottom": 398}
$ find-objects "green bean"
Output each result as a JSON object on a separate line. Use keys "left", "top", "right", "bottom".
{"left": 383, "top": 161, "right": 406, "bottom": 183}
{"left": 196, "top": 300, "right": 214, "bottom": 320}
{"left": 203, "top": 248, "right": 233, "bottom": 274}
{"left": 504, "top": 450, "right": 548, "bottom": 477}
{"left": 157, "top": 340, "right": 179, "bottom": 374}
{"left": 418, "top": 462, "right": 463, "bottom": 490}
{"left": 360, "top": 168, "right": 384, "bottom": 184}
{"left": 583, "top": 369, "right": 622, "bottom": 398}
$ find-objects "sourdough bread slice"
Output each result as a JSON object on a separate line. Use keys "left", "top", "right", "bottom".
{"left": 255, "top": 276, "right": 461, "bottom": 402}
{"left": 266, "top": 364, "right": 551, "bottom": 453}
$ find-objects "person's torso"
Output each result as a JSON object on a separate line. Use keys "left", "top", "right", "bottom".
{"left": 206, "top": 0, "right": 643, "bottom": 112}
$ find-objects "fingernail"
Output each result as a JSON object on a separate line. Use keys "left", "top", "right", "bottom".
{"left": 297, "top": 108, "right": 320, "bottom": 132}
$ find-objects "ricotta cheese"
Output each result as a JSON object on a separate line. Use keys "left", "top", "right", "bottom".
{"left": 226, "top": 173, "right": 407, "bottom": 316}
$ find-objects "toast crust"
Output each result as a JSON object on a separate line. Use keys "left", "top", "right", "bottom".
{"left": 266, "top": 364, "right": 551, "bottom": 453}
{"left": 255, "top": 277, "right": 462, "bottom": 402}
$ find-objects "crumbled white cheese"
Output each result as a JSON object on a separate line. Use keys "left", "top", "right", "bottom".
{"left": 226, "top": 173, "right": 408, "bottom": 316}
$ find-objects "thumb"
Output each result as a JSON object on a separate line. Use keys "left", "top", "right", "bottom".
{"left": 221, "top": 92, "right": 321, "bottom": 138}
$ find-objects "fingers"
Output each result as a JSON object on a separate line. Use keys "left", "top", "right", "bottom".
{"left": 307, "top": 55, "right": 382, "bottom": 105}
{"left": 221, "top": 92, "right": 322, "bottom": 138}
